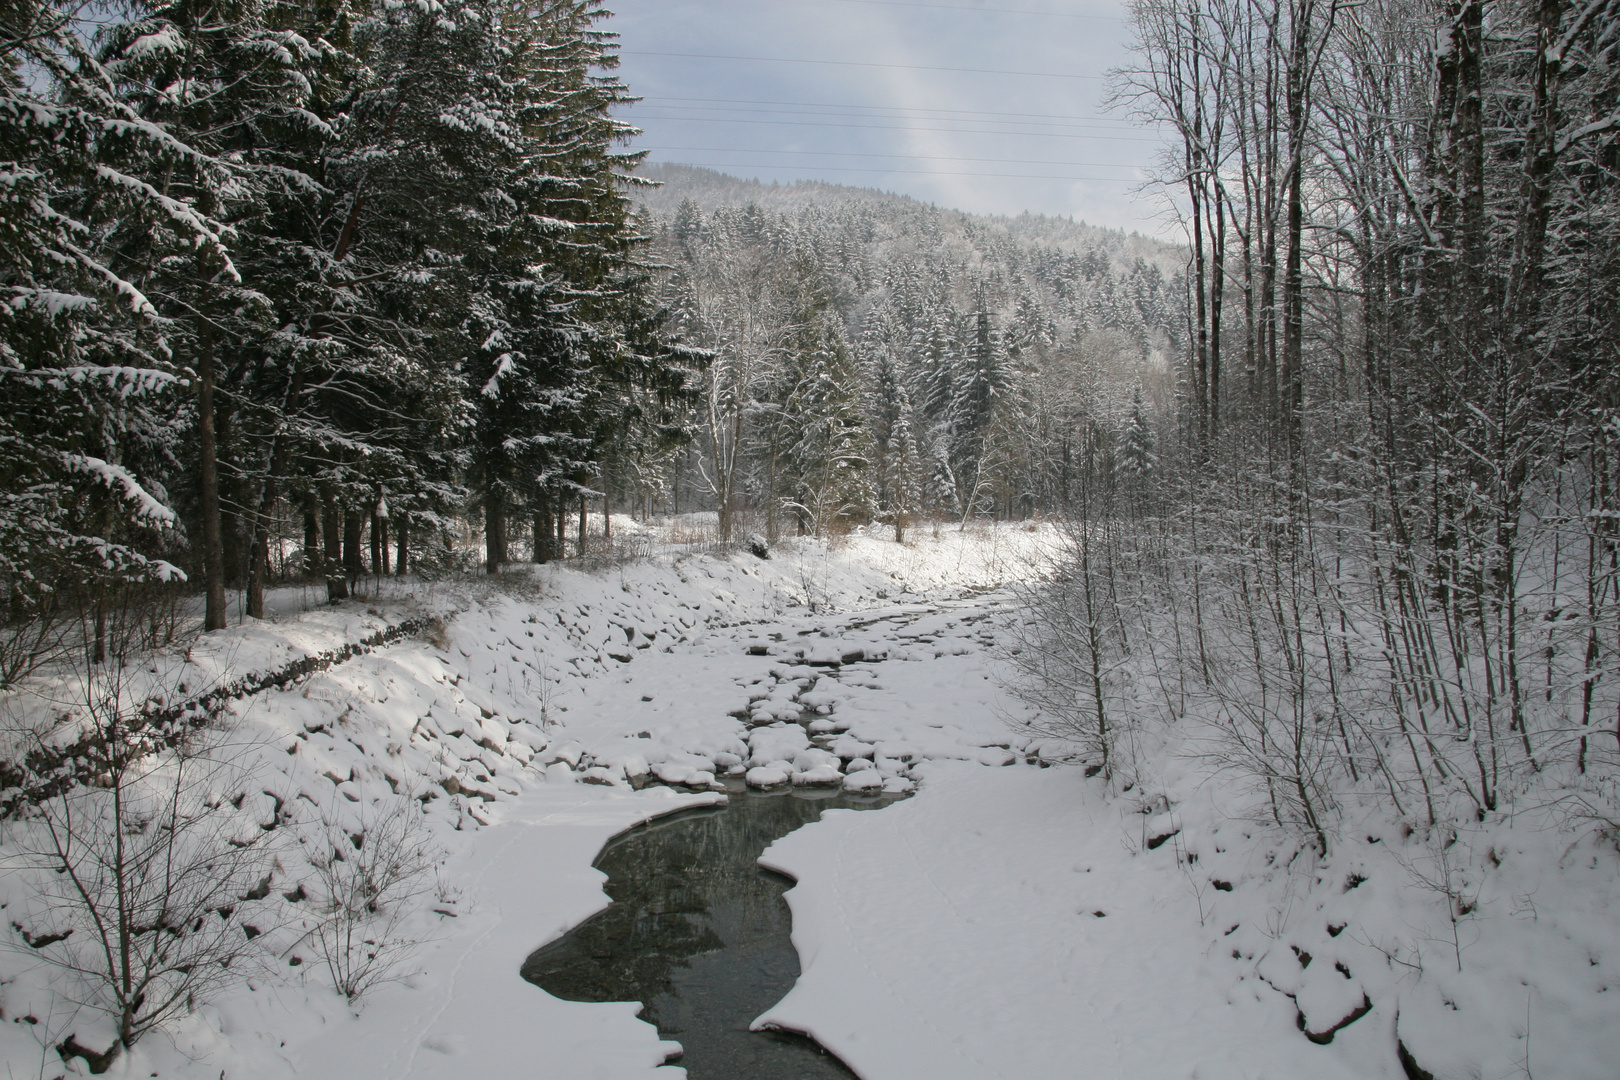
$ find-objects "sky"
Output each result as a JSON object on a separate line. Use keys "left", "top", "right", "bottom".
{"left": 601, "top": 0, "right": 1175, "bottom": 236}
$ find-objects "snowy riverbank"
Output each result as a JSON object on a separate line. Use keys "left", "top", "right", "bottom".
{"left": 2, "top": 521, "right": 1615, "bottom": 1080}
{"left": 0, "top": 524, "right": 1055, "bottom": 1078}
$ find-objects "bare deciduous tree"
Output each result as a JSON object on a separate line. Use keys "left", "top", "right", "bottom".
{"left": 5, "top": 665, "right": 278, "bottom": 1072}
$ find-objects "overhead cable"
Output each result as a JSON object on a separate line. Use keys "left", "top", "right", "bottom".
{"left": 622, "top": 50, "right": 1106, "bottom": 80}
{"left": 639, "top": 159, "right": 1144, "bottom": 182}
{"left": 619, "top": 113, "right": 1157, "bottom": 142}
{"left": 634, "top": 145, "right": 1143, "bottom": 168}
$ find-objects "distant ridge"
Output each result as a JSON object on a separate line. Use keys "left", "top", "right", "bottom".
{"left": 631, "top": 163, "right": 1183, "bottom": 275}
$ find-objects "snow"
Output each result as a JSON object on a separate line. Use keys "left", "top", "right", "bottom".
{"left": 757, "top": 764, "right": 1355, "bottom": 1080}
{"left": 214, "top": 785, "right": 718, "bottom": 1080}
{"left": 746, "top": 764, "right": 791, "bottom": 788}
{"left": 61, "top": 452, "right": 178, "bottom": 524}
{"left": 1, "top": 520, "right": 1615, "bottom": 1080}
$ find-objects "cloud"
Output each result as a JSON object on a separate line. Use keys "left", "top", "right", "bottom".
{"left": 608, "top": 0, "right": 1165, "bottom": 233}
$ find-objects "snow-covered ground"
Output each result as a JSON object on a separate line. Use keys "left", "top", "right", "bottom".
{"left": 2, "top": 520, "right": 1615, "bottom": 1080}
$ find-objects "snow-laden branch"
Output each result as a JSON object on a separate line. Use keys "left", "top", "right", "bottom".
{"left": 60, "top": 454, "right": 178, "bottom": 526}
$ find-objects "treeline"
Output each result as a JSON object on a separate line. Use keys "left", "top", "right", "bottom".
{"left": 0, "top": 0, "right": 695, "bottom": 675}
{"left": 624, "top": 186, "right": 1185, "bottom": 540}
{"left": 1018, "top": 0, "right": 1620, "bottom": 844}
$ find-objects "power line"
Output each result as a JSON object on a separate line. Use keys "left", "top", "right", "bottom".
{"left": 630, "top": 102, "right": 1140, "bottom": 134}
{"left": 624, "top": 113, "right": 1159, "bottom": 142}
{"left": 622, "top": 50, "right": 1105, "bottom": 80}
{"left": 641, "top": 159, "right": 1142, "bottom": 182}
{"left": 634, "top": 145, "right": 1144, "bottom": 168}
{"left": 629, "top": 94, "right": 1141, "bottom": 127}
{"left": 813, "top": 0, "right": 1122, "bottom": 20}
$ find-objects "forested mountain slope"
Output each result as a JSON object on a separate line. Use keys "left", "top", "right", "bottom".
{"left": 635, "top": 164, "right": 1179, "bottom": 272}
{"left": 620, "top": 165, "right": 1188, "bottom": 535}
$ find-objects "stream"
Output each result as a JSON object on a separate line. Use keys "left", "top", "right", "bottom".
{"left": 521, "top": 786, "right": 895, "bottom": 1079}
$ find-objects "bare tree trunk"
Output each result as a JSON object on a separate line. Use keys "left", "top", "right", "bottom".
{"left": 246, "top": 506, "right": 270, "bottom": 620}
{"left": 1282, "top": 0, "right": 1310, "bottom": 454}
{"left": 1190, "top": 146, "right": 1210, "bottom": 447}
{"left": 215, "top": 401, "right": 243, "bottom": 597}
{"left": 1210, "top": 185, "right": 1226, "bottom": 438}
{"left": 247, "top": 369, "right": 302, "bottom": 620}
{"left": 395, "top": 516, "right": 409, "bottom": 576}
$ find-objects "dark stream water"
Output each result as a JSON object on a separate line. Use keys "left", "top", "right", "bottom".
{"left": 520, "top": 787, "right": 893, "bottom": 1079}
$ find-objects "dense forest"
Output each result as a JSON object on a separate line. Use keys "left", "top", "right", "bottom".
{"left": 2, "top": 0, "right": 1194, "bottom": 686}
{"left": 1, "top": 0, "right": 697, "bottom": 670}
{"left": 3, "top": 0, "right": 1619, "bottom": 1071}
{"left": 624, "top": 165, "right": 1186, "bottom": 540}
{"left": 5, "top": 0, "right": 1618, "bottom": 853}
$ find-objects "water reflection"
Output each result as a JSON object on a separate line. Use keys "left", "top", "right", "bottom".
{"left": 521, "top": 788, "right": 892, "bottom": 1079}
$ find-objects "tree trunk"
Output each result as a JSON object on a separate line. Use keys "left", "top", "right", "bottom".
{"left": 396, "top": 517, "right": 409, "bottom": 576}
{"left": 1281, "top": 0, "right": 1312, "bottom": 454}
{"left": 578, "top": 494, "right": 588, "bottom": 557}
{"left": 485, "top": 486, "right": 506, "bottom": 574}
{"left": 343, "top": 509, "right": 363, "bottom": 582}
{"left": 246, "top": 505, "right": 270, "bottom": 620}
{"left": 370, "top": 513, "right": 383, "bottom": 576}
{"left": 198, "top": 341, "right": 227, "bottom": 631}
{"left": 303, "top": 506, "right": 320, "bottom": 578}
{"left": 247, "top": 376, "right": 301, "bottom": 618}
{"left": 322, "top": 490, "right": 347, "bottom": 601}
{"left": 1190, "top": 163, "right": 1209, "bottom": 447}
{"left": 1210, "top": 186, "right": 1225, "bottom": 438}
{"left": 533, "top": 506, "right": 550, "bottom": 563}
{"left": 215, "top": 401, "right": 243, "bottom": 593}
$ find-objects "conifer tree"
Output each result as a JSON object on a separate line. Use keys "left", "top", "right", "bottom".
{"left": 0, "top": 0, "right": 244, "bottom": 646}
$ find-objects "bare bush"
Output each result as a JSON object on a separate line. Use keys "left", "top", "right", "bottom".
{"left": 1004, "top": 523, "right": 1133, "bottom": 779}
{"left": 309, "top": 793, "right": 442, "bottom": 1002}
{"left": 0, "top": 581, "right": 190, "bottom": 690}
{"left": 5, "top": 666, "right": 277, "bottom": 1070}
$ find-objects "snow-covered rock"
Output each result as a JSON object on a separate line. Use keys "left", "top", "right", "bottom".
{"left": 747, "top": 723, "right": 810, "bottom": 767}
{"left": 842, "top": 769, "right": 884, "bottom": 792}
{"left": 746, "top": 765, "right": 791, "bottom": 788}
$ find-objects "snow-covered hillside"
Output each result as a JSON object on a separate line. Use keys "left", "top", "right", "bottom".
{"left": 634, "top": 164, "right": 1181, "bottom": 275}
